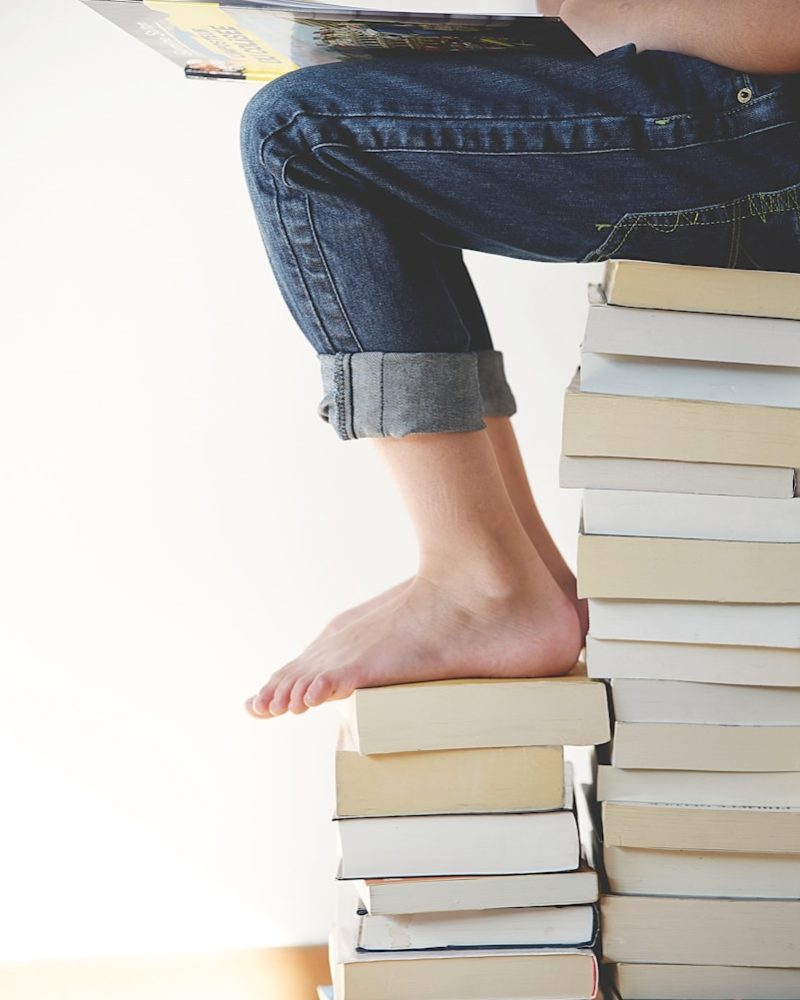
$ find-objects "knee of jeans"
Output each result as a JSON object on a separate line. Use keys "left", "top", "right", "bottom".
{"left": 239, "top": 66, "right": 350, "bottom": 187}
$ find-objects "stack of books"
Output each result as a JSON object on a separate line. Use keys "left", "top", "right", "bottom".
{"left": 562, "top": 259, "right": 800, "bottom": 999}
{"left": 324, "top": 670, "right": 611, "bottom": 1000}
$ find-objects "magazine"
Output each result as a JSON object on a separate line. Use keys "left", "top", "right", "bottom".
{"left": 79, "top": 0, "right": 591, "bottom": 83}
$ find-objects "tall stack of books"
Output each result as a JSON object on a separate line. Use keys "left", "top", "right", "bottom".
{"left": 325, "top": 670, "right": 611, "bottom": 1000}
{"left": 561, "top": 259, "right": 800, "bottom": 999}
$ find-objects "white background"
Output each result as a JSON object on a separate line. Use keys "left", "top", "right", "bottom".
{"left": 1, "top": 0, "right": 600, "bottom": 961}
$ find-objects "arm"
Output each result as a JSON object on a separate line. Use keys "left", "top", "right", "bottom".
{"left": 554, "top": 0, "right": 800, "bottom": 74}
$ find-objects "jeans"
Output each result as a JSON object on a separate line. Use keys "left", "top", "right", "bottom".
{"left": 239, "top": 43, "right": 800, "bottom": 440}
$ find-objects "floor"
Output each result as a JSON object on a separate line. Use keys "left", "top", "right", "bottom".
{"left": 0, "top": 945, "right": 330, "bottom": 1000}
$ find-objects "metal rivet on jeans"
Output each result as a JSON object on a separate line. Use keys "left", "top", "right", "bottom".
{"left": 737, "top": 87, "right": 753, "bottom": 104}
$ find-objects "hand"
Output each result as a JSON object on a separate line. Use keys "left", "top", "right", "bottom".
{"left": 558, "top": 0, "right": 641, "bottom": 56}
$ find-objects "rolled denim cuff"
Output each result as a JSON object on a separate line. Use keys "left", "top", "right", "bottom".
{"left": 317, "top": 351, "right": 486, "bottom": 441}
{"left": 476, "top": 349, "right": 517, "bottom": 417}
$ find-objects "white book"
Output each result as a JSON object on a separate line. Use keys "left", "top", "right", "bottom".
{"left": 580, "top": 352, "right": 800, "bottom": 408}
{"left": 610, "top": 678, "right": 800, "bottom": 725}
{"left": 604, "top": 845, "right": 800, "bottom": 900}
{"left": 613, "top": 962, "right": 800, "bottom": 1000}
{"left": 586, "top": 637, "right": 800, "bottom": 687}
{"left": 597, "top": 765, "right": 800, "bottom": 808}
{"left": 583, "top": 489, "right": 800, "bottom": 542}
{"left": 317, "top": 989, "right": 333, "bottom": 1000}
{"left": 336, "top": 810, "right": 579, "bottom": 879}
{"left": 582, "top": 285, "right": 800, "bottom": 367}
{"left": 354, "top": 867, "right": 599, "bottom": 916}
{"left": 559, "top": 454, "right": 795, "bottom": 498}
{"left": 588, "top": 599, "right": 800, "bottom": 649}
{"left": 355, "top": 899, "right": 597, "bottom": 951}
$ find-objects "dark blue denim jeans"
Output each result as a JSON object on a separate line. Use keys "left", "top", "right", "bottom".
{"left": 239, "top": 43, "right": 800, "bottom": 440}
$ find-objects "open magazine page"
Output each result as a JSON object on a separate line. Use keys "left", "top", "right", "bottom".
{"left": 80, "top": 1, "right": 591, "bottom": 83}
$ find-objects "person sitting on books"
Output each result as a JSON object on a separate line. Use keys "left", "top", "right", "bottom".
{"left": 242, "top": 0, "right": 800, "bottom": 718}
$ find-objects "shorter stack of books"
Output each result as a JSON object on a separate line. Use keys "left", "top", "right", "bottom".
{"left": 326, "top": 669, "right": 611, "bottom": 1000}
{"left": 561, "top": 259, "right": 800, "bottom": 999}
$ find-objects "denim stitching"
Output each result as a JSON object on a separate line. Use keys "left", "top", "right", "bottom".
{"left": 256, "top": 89, "right": 784, "bottom": 162}
{"left": 304, "top": 194, "right": 365, "bottom": 352}
{"left": 379, "top": 355, "right": 385, "bottom": 437}
{"left": 271, "top": 177, "right": 336, "bottom": 353}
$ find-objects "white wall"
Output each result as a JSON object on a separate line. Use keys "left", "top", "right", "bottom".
{"left": 0, "top": 1, "right": 601, "bottom": 961}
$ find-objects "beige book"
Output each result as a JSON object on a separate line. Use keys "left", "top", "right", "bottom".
{"left": 562, "top": 374, "right": 800, "bottom": 468}
{"left": 602, "top": 801, "right": 800, "bottom": 854}
{"left": 612, "top": 962, "right": 800, "bottom": 1000}
{"left": 577, "top": 533, "right": 800, "bottom": 602}
{"left": 338, "top": 666, "right": 610, "bottom": 755}
{"left": 600, "top": 894, "right": 800, "bottom": 967}
{"left": 597, "top": 765, "right": 800, "bottom": 808}
{"left": 612, "top": 721, "right": 800, "bottom": 772}
{"left": 335, "top": 728, "right": 564, "bottom": 818}
{"left": 604, "top": 845, "right": 800, "bottom": 899}
{"left": 602, "top": 259, "right": 800, "bottom": 320}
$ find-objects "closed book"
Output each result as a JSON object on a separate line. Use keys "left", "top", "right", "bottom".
{"left": 603, "top": 845, "right": 800, "bottom": 900}
{"left": 580, "top": 352, "right": 800, "bottom": 408}
{"left": 562, "top": 373, "right": 800, "bottom": 468}
{"left": 354, "top": 867, "right": 599, "bottom": 916}
{"left": 586, "top": 637, "right": 800, "bottom": 687}
{"left": 336, "top": 809, "right": 579, "bottom": 879}
{"left": 600, "top": 894, "right": 800, "bottom": 967}
{"left": 610, "top": 678, "right": 800, "bottom": 725}
{"left": 317, "top": 989, "right": 333, "bottom": 1000}
{"left": 583, "top": 282, "right": 800, "bottom": 366}
{"left": 353, "top": 894, "right": 597, "bottom": 951}
{"left": 578, "top": 534, "right": 800, "bottom": 602}
{"left": 582, "top": 490, "right": 800, "bottom": 543}
{"left": 597, "top": 765, "right": 800, "bottom": 808}
{"left": 338, "top": 668, "right": 609, "bottom": 755}
{"left": 613, "top": 962, "right": 800, "bottom": 1000}
{"left": 588, "top": 599, "right": 800, "bottom": 649}
{"left": 335, "top": 727, "right": 564, "bottom": 818}
{"left": 602, "top": 801, "right": 800, "bottom": 854}
{"left": 612, "top": 721, "right": 800, "bottom": 772}
{"left": 601, "top": 259, "right": 800, "bottom": 320}
{"left": 559, "top": 455, "right": 795, "bottom": 498}
{"left": 331, "top": 920, "right": 598, "bottom": 1000}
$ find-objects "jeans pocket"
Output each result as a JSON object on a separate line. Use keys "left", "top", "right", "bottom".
{"left": 582, "top": 180, "right": 800, "bottom": 273}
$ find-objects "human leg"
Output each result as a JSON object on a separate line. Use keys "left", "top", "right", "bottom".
{"left": 241, "top": 48, "right": 800, "bottom": 715}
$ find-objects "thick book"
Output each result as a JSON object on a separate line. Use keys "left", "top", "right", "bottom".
{"left": 579, "top": 352, "right": 800, "bottom": 408}
{"left": 336, "top": 809, "right": 579, "bottom": 879}
{"left": 81, "top": 1, "right": 589, "bottom": 84}
{"left": 611, "top": 721, "right": 800, "bottom": 772}
{"left": 588, "top": 599, "right": 800, "bottom": 649}
{"left": 335, "top": 726, "right": 564, "bottom": 818}
{"left": 354, "top": 866, "right": 599, "bottom": 915}
{"left": 612, "top": 962, "right": 800, "bottom": 1000}
{"left": 338, "top": 668, "right": 610, "bottom": 754}
{"left": 597, "top": 764, "right": 800, "bottom": 809}
{"left": 582, "top": 282, "right": 800, "bottom": 367}
{"left": 578, "top": 534, "right": 800, "bottom": 602}
{"left": 559, "top": 455, "right": 795, "bottom": 498}
{"left": 331, "top": 916, "right": 598, "bottom": 1000}
{"left": 604, "top": 845, "right": 800, "bottom": 900}
{"left": 602, "top": 800, "right": 800, "bottom": 854}
{"left": 610, "top": 678, "right": 800, "bottom": 726}
{"left": 582, "top": 489, "right": 800, "bottom": 543}
{"left": 562, "top": 373, "right": 800, "bottom": 468}
{"left": 601, "top": 259, "right": 800, "bottom": 321}
{"left": 350, "top": 879, "right": 598, "bottom": 950}
{"left": 600, "top": 894, "right": 800, "bottom": 967}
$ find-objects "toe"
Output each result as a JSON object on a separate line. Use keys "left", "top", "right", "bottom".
{"left": 249, "top": 665, "right": 295, "bottom": 717}
{"left": 304, "top": 667, "right": 360, "bottom": 708}
{"left": 267, "top": 674, "right": 297, "bottom": 716}
{"left": 288, "top": 676, "right": 313, "bottom": 714}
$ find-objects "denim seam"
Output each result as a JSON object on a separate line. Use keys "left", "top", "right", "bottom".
{"left": 271, "top": 177, "right": 336, "bottom": 354}
{"left": 379, "top": 357, "right": 385, "bottom": 437}
{"left": 256, "top": 90, "right": 783, "bottom": 161}
{"left": 592, "top": 182, "right": 800, "bottom": 260}
{"left": 304, "top": 194, "right": 365, "bottom": 352}
{"left": 299, "top": 116, "right": 798, "bottom": 161}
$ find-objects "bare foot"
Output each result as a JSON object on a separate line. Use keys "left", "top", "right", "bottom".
{"left": 246, "top": 566, "right": 583, "bottom": 718}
